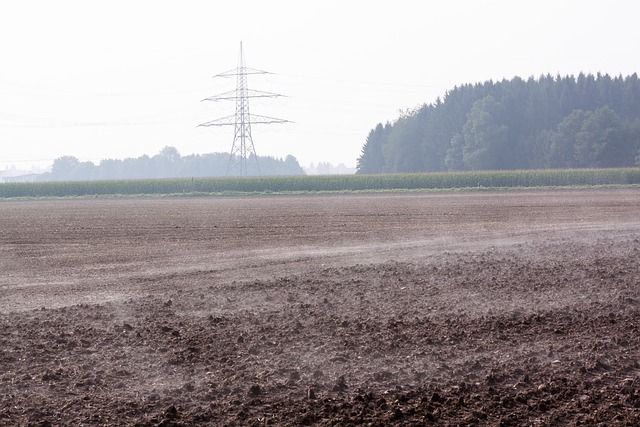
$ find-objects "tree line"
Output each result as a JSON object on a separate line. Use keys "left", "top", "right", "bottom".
{"left": 357, "top": 73, "right": 640, "bottom": 173}
{"left": 40, "top": 147, "right": 305, "bottom": 181}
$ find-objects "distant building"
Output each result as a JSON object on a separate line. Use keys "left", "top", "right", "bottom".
{"left": 0, "top": 172, "right": 41, "bottom": 183}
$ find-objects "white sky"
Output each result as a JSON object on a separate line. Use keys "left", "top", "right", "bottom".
{"left": 1, "top": 0, "right": 640, "bottom": 171}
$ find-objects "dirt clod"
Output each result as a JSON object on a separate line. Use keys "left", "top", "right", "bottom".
{"left": 1, "top": 191, "right": 640, "bottom": 425}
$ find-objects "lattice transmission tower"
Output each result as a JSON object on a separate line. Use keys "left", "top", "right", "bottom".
{"left": 199, "top": 42, "right": 290, "bottom": 176}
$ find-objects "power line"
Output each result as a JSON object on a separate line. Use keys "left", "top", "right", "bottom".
{"left": 198, "top": 42, "right": 290, "bottom": 176}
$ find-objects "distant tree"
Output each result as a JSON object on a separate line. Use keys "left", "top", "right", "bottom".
{"left": 42, "top": 147, "right": 305, "bottom": 181}
{"left": 628, "top": 117, "right": 640, "bottom": 166}
{"left": 529, "top": 130, "right": 553, "bottom": 169}
{"left": 419, "top": 104, "right": 452, "bottom": 171}
{"left": 574, "top": 107, "right": 630, "bottom": 167}
{"left": 51, "top": 156, "right": 80, "bottom": 180}
{"left": 259, "top": 155, "right": 305, "bottom": 176}
{"left": 316, "top": 162, "right": 333, "bottom": 175}
{"left": 357, "top": 123, "right": 388, "bottom": 173}
{"left": 72, "top": 161, "right": 96, "bottom": 180}
{"left": 462, "top": 96, "right": 511, "bottom": 170}
{"left": 444, "top": 133, "right": 466, "bottom": 170}
{"left": 384, "top": 110, "right": 426, "bottom": 172}
{"left": 98, "top": 159, "right": 123, "bottom": 180}
{"left": 357, "top": 73, "right": 640, "bottom": 173}
{"left": 159, "top": 146, "right": 181, "bottom": 163}
{"left": 548, "top": 109, "right": 587, "bottom": 168}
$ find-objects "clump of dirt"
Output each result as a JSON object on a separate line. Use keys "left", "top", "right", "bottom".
{"left": 1, "top": 191, "right": 640, "bottom": 425}
{"left": 2, "top": 232, "right": 640, "bottom": 425}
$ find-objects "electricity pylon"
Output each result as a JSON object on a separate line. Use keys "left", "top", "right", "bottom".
{"left": 199, "top": 42, "right": 290, "bottom": 176}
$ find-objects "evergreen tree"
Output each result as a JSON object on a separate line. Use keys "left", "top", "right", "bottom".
{"left": 357, "top": 73, "right": 640, "bottom": 173}
{"left": 444, "top": 133, "right": 466, "bottom": 170}
{"left": 356, "top": 123, "right": 388, "bottom": 173}
{"left": 383, "top": 109, "right": 427, "bottom": 172}
{"left": 548, "top": 109, "right": 587, "bottom": 168}
{"left": 462, "top": 96, "right": 511, "bottom": 170}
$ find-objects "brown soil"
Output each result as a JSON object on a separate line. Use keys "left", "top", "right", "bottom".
{"left": 1, "top": 189, "right": 640, "bottom": 426}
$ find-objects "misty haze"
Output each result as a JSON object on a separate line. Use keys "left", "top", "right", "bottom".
{"left": 2, "top": 1, "right": 640, "bottom": 425}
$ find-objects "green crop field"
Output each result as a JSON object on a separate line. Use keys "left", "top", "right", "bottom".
{"left": 2, "top": 168, "right": 640, "bottom": 199}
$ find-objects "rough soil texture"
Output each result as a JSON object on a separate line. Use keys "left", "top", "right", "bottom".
{"left": 1, "top": 189, "right": 640, "bottom": 426}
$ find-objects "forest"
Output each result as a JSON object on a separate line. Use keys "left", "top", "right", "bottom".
{"left": 38, "top": 146, "right": 305, "bottom": 181}
{"left": 357, "top": 73, "right": 640, "bottom": 173}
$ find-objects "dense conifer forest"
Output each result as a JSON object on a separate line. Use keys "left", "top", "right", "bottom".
{"left": 357, "top": 73, "right": 640, "bottom": 173}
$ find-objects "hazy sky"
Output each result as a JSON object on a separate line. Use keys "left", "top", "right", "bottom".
{"left": 1, "top": 1, "right": 640, "bottom": 171}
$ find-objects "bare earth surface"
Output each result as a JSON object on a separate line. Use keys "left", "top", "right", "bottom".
{"left": 1, "top": 189, "right": 640, "bottom": 426}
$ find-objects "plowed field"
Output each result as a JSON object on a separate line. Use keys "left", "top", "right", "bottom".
{"left": 1, "top": 189, "right": 640, "bottom": 426}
